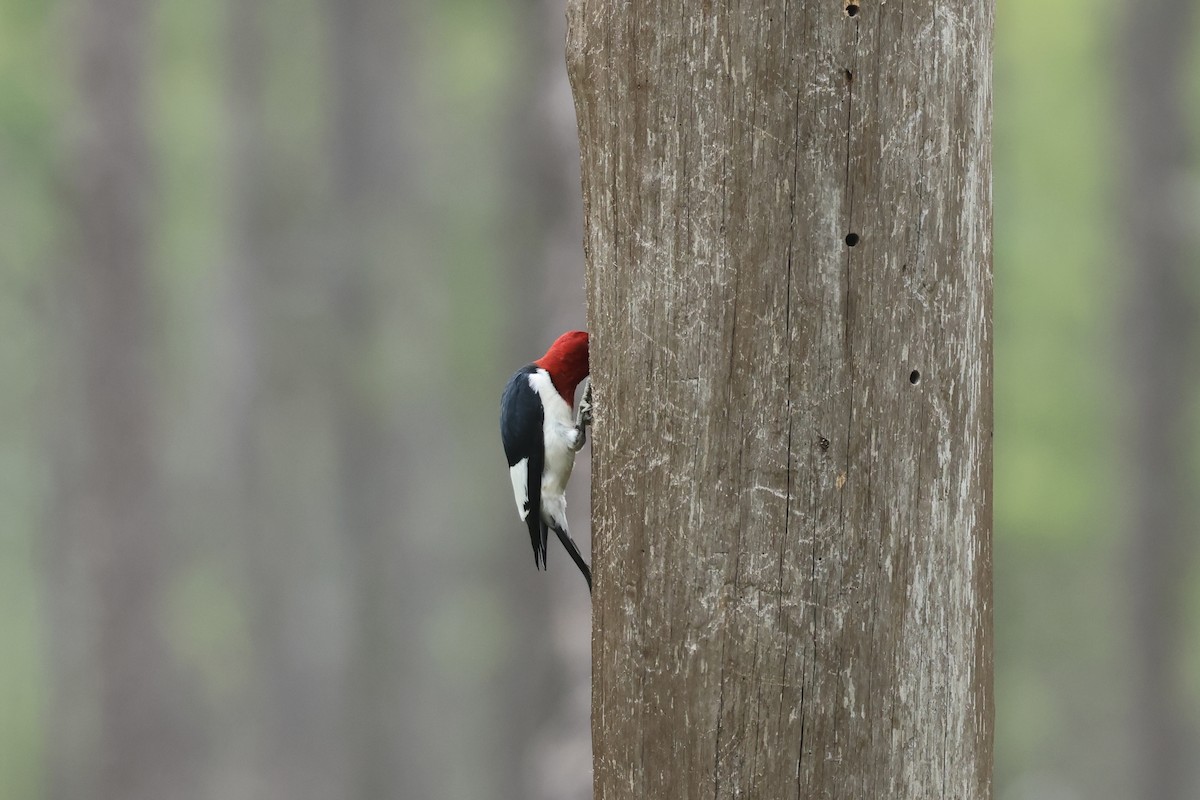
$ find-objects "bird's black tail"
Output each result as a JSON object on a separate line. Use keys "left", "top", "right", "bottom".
{"left": 528, "top": 515, "right": 548, "bottom": 570}
{"left": 551, "top": 525, "right": 592, "bottom": 594}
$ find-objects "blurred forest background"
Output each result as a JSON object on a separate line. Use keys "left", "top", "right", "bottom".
{"left": 0, "top": 0, "right": 1195, "bottom": 799}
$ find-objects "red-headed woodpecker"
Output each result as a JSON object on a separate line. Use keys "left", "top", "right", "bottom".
{"left": 500, "top": 330, "right": 593, "bottom": 592}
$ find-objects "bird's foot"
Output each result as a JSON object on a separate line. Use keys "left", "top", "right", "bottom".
{"left": 572, "top": 424, "right": 588, "bottom": 451}
{"left": 571, "top": 381, "right": 592, "bottom": 452}
{"left": 577, "top": 380, "right": 593, "bottom": 429}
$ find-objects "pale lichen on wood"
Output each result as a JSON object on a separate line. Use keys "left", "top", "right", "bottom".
{"left": 569, "top": 1, "right": 992, "bottom": 798}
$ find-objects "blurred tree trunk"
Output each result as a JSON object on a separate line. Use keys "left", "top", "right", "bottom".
{"left": 1121, "top": 3, "right": 1198, "bottom": 799}
{"left": 569, "top": 3, "right": 993, "bottom": 797}
{"left": 324, "top": 1, "right": 427, "bottom": 797}
{"left": 222, "top": 0, "right": 265, "bottom": 497}
{"left": 48, "top": 0, "right": 194, "bottom": 798}
{"left": 220, "top": 3, "right": 337, "bottom": 798}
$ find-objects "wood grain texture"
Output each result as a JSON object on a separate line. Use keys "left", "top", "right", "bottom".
{"left": 568, "top": 2, "right": 992, "bottom": 798}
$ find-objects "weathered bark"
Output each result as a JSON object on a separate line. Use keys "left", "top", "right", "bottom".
{"left": 48, "top": 0, "right": 194, "bottom": 798}
{"left": 1120, "top": 3, "right": 1198, "bottom": 799}
{"left": 568, "top": 3, "right": 993, "bottom": 798}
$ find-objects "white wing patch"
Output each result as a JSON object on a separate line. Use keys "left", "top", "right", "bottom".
{"left": 509, "top": 458, "right": 530, "bottom": 520}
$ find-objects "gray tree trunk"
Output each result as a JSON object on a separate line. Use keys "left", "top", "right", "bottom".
{"left": 568, "top": 3, "right": 993, "bottom": 798}
{"left": 220, "top": 4, "right": 339, "bottom": 798}
{"left": 325, "top": 1, "right": 425, "bottom": 796}
{"left": 1120, "top": 3, "right": 1198, "bottom": 799}
{"left": 49, "top": 0, "right": 194, "bottom": 797}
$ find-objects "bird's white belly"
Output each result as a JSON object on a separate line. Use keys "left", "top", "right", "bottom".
{"left": 541, "top": 427, "right": 576, "bottom": 497}
{"left": 527, "top": 369, "right": 579, "bottom": 527}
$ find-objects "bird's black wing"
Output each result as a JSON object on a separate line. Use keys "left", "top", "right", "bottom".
{"left": 500, "top": 366, "right": 547, "bottom": 569}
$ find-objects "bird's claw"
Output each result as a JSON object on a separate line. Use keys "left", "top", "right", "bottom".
{"left": 577, "top": 381, "right": 593, "bottom": 429}
{"left": 571, "top": 381, "right": 593, "bottom": 452}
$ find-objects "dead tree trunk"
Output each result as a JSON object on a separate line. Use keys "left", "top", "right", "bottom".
{"left": 568, "top": 3, "right": 993, "bottom": 798}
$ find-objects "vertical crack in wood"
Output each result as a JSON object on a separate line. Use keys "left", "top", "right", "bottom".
{"left": 837, "top": 2, "right": 861, "bottom": 577}
{"left": 711, "top": 11, "right": 733, "bottom": 791}
{"left": 778, "top": 7, "right": 809, "bottom": 787}
{"left": 832, "top": 19, "right": 863, "bottom": 796}
{"left": 794, "top": 682, "right": 806, "bottom": 800}
{"left": 840, "top": 20, "right": 861, "bottom": 477}
{"left": 780, "top": 245, "right": 794, "bottom": 604}
{"left": 713, "top": 638, "right": 728, "bottom": 798}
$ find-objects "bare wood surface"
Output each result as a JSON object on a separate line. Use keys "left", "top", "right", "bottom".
{"left": 568, "top": 2, "right": 993, "bottom": 797}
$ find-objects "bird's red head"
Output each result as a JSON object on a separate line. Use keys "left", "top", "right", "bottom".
{"left": 535, "top": 330, "right": 589, "bottom": 407}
